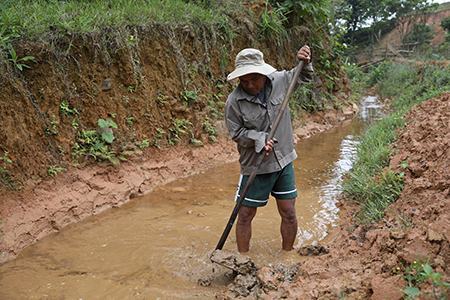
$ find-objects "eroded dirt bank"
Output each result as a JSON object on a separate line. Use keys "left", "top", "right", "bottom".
{"left": 219, "top": 93, "right": 449, "bottom": 299}
{"left": 0, "top": 106, "right": 356, "bottom": 264}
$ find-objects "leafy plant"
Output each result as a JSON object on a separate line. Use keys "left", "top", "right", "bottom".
{"left": 168, "top": 118, "right": 192, "bottom": 145}
{"left": 156, "top": 92, "right": 169, "bottom": 106}
{"left": 45, "top": 115, "right": 59, "bottom": 135}
{"left": 181, "top": 89, "right": 198, "bottom": 106}
{"left": 404, "top": 261, "right": 450, "bottom": 299}
{"left": 47, "top": 165, "right": 66, "bottom": 177}
{"left": 72, "top": 118, "right": 118, "bottom": 164}
{"left": 202, "top": 119, "right": 217, "bottom": 142}
{"left": 8, "top": 47, "right": 35, "bottom": 71}
{"left": 190, "top": 137, "right": 204, "bottom": 147}
{"left": 0, "top": 151, "right": 15, "bottom": 189}
{"left": 151, "top": 128, "right": 166, "bottom": 148}
{"left": 97, "top": 118, "right": 118, "bottom": 144}
{"left": 137, "top": 139, "right": 150, "bottom": 150}
{"left": 259, "top": 2, "right": 288, "bottom": 39}
{"left": 0, "top": 151, "right": 12, "bottom": 164}
{"left": 126, "top": 116, "right": 135, "bottom": 126}
{"left": 60, "top": 100, "right": 79, "bottom": 116}
{"left": 127, "top": 85, "right": 136, "bottom": 93}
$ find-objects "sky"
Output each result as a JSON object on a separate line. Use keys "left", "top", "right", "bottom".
{"left": 432, "top": 0, "right": 449, "bottom": 3}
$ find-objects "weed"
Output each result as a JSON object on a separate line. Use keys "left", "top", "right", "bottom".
{"left": 0, "top": 152, "right": 12, "bottom": 164}
{"left": 156, "top": 92, "right": 169, "bottom": 106}
{"left": 0, "top": 151, "right": 15, "bottom": 189}
{"left": 97, "top": 118, "right": 118, "bottom": 144}
{"left": 258, "top": 2, "right": 288, "bottom": 40}
{"left": 151, "top": 128, "right": 166, "bottom": 148}
{"left": 137, "top": 139, "right": 149, "bottom": 150}
{"left": 71, "top": 118, "right": 79, "bottom": 130}
{"left": 60, "top": 100, "right": 79, "bottom": 116}
{"left": 72, "top": 118, "right": 118, "bottom": 164}
{"left": 127, "top": 85, "right": 136, "bottom": 93}
{"left": 126, "top": 116, "right": 135, "bottom": 126}
{"left": 404, "top": 261, "right": 450, "bottom": 299}
{"left": 127, "top": 34, "right": 137, "bottom": 46}
{"left": 168, "top": 118, "right": 192, "bottom": 145}
{"left": 190, "top": 137, "right": 204, "bottom": 147}
{"left": 7, "top": 47, "right": 35, "bottom": 71}
{"left": 47, "top": 165, "right": 65, "bottom": 177}
{"left": 202, "top": 119, "right": 217, "bottom": 142}
{"left": 0, "top": 167, "right": 16, "bottom": 190}
{"left": 45, "top": 115, "right": 59, "bottom": 135}
{"left": 181, "top": 89, "right": 198, "bottom": 106}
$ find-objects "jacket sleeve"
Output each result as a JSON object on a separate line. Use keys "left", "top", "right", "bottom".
{"left": 225, "top": 97, "right": 267, "bottom": 153}
{"left": 285, "top": 62, "right": 314, "bottom": 87}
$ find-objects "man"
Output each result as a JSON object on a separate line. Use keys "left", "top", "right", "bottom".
{"left": 225, "top": 46, "right": 313, "bottom": 253}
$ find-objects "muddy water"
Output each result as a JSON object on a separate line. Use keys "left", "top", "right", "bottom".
{"left": 0, "top": 97, "right": 380, "bottom": 299}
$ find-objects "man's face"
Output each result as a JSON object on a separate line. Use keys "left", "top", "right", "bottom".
{"left": 239, "top": 73, "right": 266, "bottom": 96}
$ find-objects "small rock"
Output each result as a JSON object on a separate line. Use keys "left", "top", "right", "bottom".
{"left": 197, "top": 277, "right": 212, "bottom": 287}
{"left": 427, "top": 229, "right": 443, "bottom": 242}
{"left": 101, "top": 78, "right": 112, "bottom": 91}
{"left": 297, "top": 244, "right": 329, "bottom": 256}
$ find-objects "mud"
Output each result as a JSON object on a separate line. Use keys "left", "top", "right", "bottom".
{"left": 218, "top": 92, "right": 449, "bottom": 299}
{"left": 210, "top": 250, "right": 257, "bottom": 275}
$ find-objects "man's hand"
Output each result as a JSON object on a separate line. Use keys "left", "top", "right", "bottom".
{"left": 264, "top": 139, "right": 275, "bottom": 156}
{"left": 297, "top": 45, "right": 311, "bottom": 64}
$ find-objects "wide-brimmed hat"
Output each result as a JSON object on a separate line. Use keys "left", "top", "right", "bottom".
{"left": 227, "top": 48, "right": 276, "bottom": 81}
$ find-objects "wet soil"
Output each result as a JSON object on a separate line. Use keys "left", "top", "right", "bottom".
{"left": 219, "top": 93, "right": 449, "bottom": 299}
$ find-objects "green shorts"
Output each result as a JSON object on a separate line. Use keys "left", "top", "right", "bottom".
{"left": 235, "top": 162, "right": 298, "bottom": 208}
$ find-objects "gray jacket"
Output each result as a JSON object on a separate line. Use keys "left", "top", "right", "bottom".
{"left": 225, "top": 62, "right": 314, "bottom": 175}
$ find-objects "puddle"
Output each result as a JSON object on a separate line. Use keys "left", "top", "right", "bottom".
{"left": 0, "top": 97, "right": 382, "bottom": 299}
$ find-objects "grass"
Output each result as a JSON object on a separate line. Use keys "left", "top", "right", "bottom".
{"left": 343, "top": 61, "right": 450, "bottom": 223}
{"left": 0, "top": 0, "right": 239, "bottom": 42}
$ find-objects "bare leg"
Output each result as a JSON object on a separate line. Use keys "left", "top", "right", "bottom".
{"left": 236, "top": 206, "right": 257, "bottom": 253}
{"left": 276, "top": 199, "right": 297, "bottom": 251}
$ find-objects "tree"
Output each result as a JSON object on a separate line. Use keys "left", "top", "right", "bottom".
{"left": 336, "top": 0, "right": 435, "bottom": 45}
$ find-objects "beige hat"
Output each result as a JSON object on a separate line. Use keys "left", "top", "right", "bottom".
{"left": 227, "top": 48, "right": 276, "bottom": 81}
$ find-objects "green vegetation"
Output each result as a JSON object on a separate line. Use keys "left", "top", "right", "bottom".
{"left": 402, "top": 24, "right": 434, "bottom": 47}
{"left": 259, "top": 3, "right": 288, "bottom": 41}
{"left": 180, "top": 89, "right": 198, "bottom": 106}
{"left": 168, "top": 118, "right": 192, "bottom": 145}
{"left": 202, "top": 119, "right": 217, "bottom": 143}
{"left": 60, "top": 100, "right": 79, "bottom": 116}
{"left": 47, "top": 165, "right": 65, "bottom": 177}
{"left": 403, "top": 261, "right": 450, "bottom": 299}
{"left": 0, "top": 151, "right": 15, "bottom": 189}
{"left": 0, "top": 0, "right": 234, "bottom": 41}
{"left": 151, "top": 128, "right": 166, "bottom": 148}
{"left": 72, "top": 118, "right": 118, "bottom": 164}
{"left": 7, "top": 48, "right": 35, "bottom": 71}
{"left": 343, "top": 61, "right": 450, "bottom": 223}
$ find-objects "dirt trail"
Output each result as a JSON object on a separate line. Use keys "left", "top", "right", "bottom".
{"left": 219, "top": 93, "right": 450, "bottom": 299}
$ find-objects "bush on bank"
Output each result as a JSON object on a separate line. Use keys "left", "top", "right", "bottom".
{"left": 343, "top": 61, "right": 450, "bottom": 223}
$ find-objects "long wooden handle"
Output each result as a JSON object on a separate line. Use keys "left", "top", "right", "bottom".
{"left": 215, "top": 60, "right": 305, "bottom": 250}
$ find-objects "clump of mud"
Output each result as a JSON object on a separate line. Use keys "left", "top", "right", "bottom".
{"left": 210, "top": 250, "right": 257, "bottom": 275}
{"left": 297, "top": 244, "right": 329, "bottom": 256}
{"left": 218, "top": 263, "right": 301, "bottom": 299}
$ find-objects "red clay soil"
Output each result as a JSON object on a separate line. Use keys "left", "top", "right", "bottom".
{"left": 220, "top": 93, "right": 449, "bottom": 299}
